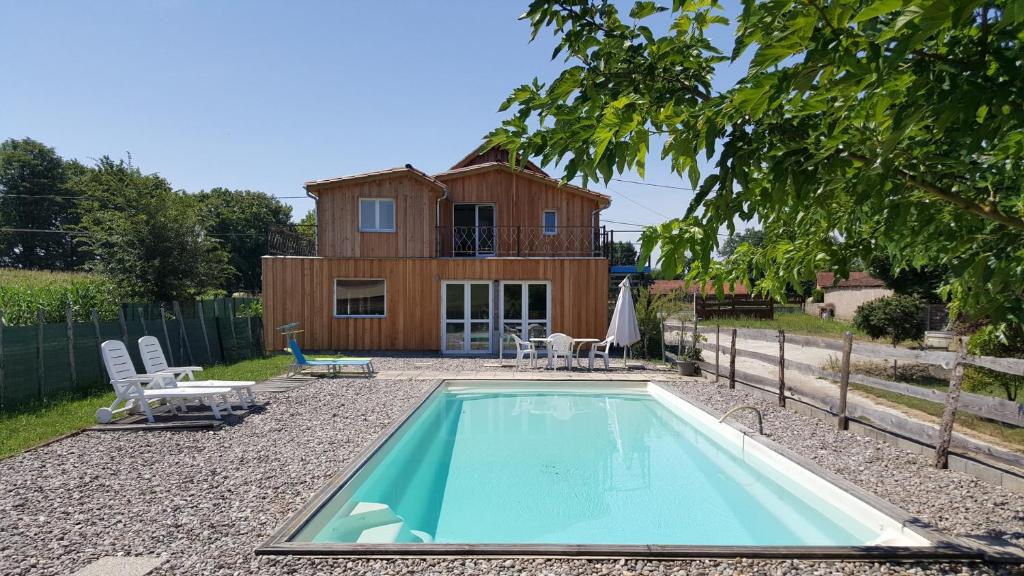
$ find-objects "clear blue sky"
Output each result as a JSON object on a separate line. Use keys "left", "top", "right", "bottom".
{"left": 1, "top": 1, "right": 749, "bottom": 255}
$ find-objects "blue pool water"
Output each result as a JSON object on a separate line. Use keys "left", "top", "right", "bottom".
{"left": 292, "top": 384, "right": 892, "bottom": 546}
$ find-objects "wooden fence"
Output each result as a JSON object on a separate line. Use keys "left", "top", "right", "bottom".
{"left": 694, "top": 294, "right": 774, "bottom": 320}
{"left": 663, "top": 321, "right": 1024, "bottom": 471}
{"left": 0, "top": 298, "right": 263, "bottom": 412}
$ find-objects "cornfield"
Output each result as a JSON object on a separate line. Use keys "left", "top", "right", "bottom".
{"left": 0, "top": 269, "right": 122, "bottom": 326}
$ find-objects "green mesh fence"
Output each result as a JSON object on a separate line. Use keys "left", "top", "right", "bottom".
{"left": 0, "top": 297, "right": 263, "bottom": 412}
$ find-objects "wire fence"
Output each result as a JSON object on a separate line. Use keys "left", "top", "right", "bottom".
{"left": 0, "top": 297, "right": 263, "bottom": 412}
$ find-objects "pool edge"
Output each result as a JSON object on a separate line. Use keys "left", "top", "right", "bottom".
{"left": 255, "top": 378, "right": 1012, "bottom": 563}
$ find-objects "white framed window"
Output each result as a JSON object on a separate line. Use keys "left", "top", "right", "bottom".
{"left": 543, "top": 210, "right": 558, "bottom": 235}
{"left": 359, "top": 198, "right": 395, "bottom": 232}
{"left": 334, "top": 279, "right": 386, "bottom": 317}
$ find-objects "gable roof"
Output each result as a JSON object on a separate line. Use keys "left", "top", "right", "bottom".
{"left": 816, "top": 271, "right": 887, "bottom": 289}
{"left": 450, "top": 146, "right": 548, "bottom": 177}
{"left": 304, "top": 164, "right": 445, "bottom": 192}
{"left": 434, "top": 162, "right": 611, "bottom": 206}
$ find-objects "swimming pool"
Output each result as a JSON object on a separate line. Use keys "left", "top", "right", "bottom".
{"left": 260, "top": 380, "right": 966, "bottom": 558}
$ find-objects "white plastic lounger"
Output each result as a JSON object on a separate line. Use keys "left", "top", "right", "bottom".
{"left": 138, "top": 335, "right": 256, "bottom": 408}
{"left": 98, "top": 340, "right": 235, "bottom": 424}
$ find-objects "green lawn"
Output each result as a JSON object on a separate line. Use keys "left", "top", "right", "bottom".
{"left": 698, "top": 313, "right": 868, "bottom": 340}
{"left": 0, "top": 354, "right": 292, "bottom": 460}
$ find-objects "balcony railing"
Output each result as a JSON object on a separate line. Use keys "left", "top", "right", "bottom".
{"left": 267, "top": 224, "right": 316, "bottom": 256}
{"left": 436, "top": 226, "right": 607, "bottom": 258}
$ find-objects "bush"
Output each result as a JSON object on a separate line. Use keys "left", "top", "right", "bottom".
{"left": 811, "top": 288, "right": 825, "bottom": 303}
{"left": 852, "top": 295, "right": 925, "bottom": 347}
{"left": 963, "top": 324, "right": 1024, "bottom": 401}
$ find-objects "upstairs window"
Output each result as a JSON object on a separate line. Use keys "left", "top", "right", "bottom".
{"left": 359, "top": 198, "right": 395, "bottom": 232}
{"left": 335, "top": 279, "right": 386, "bottom": 317}
{"left": 543, "top": 210, "right": 558, "bottom": 235}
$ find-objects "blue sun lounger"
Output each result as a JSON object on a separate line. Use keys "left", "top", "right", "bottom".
{"left": 287, "top": 338, "right": 375, "bottom": 376}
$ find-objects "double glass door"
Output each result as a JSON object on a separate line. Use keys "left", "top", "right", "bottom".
{"left": 453, "top": 204, "right": 496, "bottom": 256}
{"left": 501, "top": 282, "right": 550, "bottom": 350}
{"left": 443, "top": 282, "right": 491, "bottom": 353}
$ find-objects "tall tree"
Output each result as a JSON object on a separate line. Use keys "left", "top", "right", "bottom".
{"left": 73, "top": 157, "right": 231, "bottom": 302}
{"left": 488, "top": 0, "right": 1024, "bottom": 327}
{"left": 609, "top": 240, "right": 639, "bottom": 266}
{"left": 296, "top": 209, "right": 317, "bottom": 244}
{"left": 718, "top": 227, "right": 766, "bottom": 259}
{"left": 195, "top": 188, "right": 292, "bottom": 293}
{"left": 0, "top": 138, "right": 85, "bottom": 269}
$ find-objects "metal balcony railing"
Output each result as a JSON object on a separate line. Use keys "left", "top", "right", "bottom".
{"left": 435, "top": 226, "right": 607, "bottom": 258}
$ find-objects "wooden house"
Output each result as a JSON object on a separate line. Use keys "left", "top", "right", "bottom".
{"left": 261, "top": 148, "right": 612, "bottom": 353}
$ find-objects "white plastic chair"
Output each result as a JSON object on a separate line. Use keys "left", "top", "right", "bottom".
{"left": 138, "top": 335, "right": 256, "bottom": 407}
{"left": 510, "top": 334, "right": 537, "bottom": 369}
{"left": 546, "top": 333, "right": 573, "bottom": 370}
{"left": 588, "top": 337, "right": 613, "bottom": 370}
{"left": 97, "top": 340, "right": 235, "bottom": 424}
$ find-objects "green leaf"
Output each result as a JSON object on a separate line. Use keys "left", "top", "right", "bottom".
{"left": 852, "top": 0, "right": 903, "bottom": 23}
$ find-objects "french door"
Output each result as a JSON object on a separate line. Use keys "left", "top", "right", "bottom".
{"left": 500, "top": 282, "right": 550, "bottom": 350}
{"left": 442, "top": 282, "right": 492, "bottom": 354}
{"left": 453, "top": 204, "right": 496, "bottom": 256}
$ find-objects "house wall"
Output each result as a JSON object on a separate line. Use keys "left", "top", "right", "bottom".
{"left": 262, "top": 256, "right": 609, "bottom": 351}
{"left": 314, "top": 174, "right": 441, "bottom": 258}
{"left": 806, "top": 287, "right": 894, "bottom": 320}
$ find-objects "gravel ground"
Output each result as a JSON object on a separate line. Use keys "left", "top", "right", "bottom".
{"left": 1, "top": 355, "right": 1022, "bottom": 576}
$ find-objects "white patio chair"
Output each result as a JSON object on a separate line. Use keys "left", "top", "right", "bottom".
{"left": 588, "top": 337, "right": 613, "bottom": 370}
{"left": 510, "top": 334, "right": 538, "bottom": 369}
{"left": 97, "top": 340, "right": 235, "bottom": 424}
{"left": 138, "top": 335, "right": 256, "bottom": 408}
{"left": 546, "top": 333, "right": 573, "bottom": 370}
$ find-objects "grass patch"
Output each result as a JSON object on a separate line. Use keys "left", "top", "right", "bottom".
{"left": 851, "top": 383, "right": 1024, "bottom": 449}
{"left": 703, "top": 314, "right": 867, "bottom": 340}
{"left": 0, "top": 354, "right": 292, "bottom": 460}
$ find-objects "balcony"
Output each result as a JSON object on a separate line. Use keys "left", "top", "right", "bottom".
{"left": 436, "top": 226, "right": 607, "bottom": 258}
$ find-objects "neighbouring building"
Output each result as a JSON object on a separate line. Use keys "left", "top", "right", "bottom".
{"left": 807, "top": 271, "right": 892, "bottom": 320}
{"left": 261, "top": 148, "right": 612, "bottom": 353}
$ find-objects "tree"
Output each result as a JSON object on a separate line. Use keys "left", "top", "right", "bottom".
{"left": 868, "top": 255, "right": 947, "bottom": 303}
{"left": 852, "top": 295, "right": 925, "bottom": 347}
{"left": 296, "top": 209, "right": 317, "bottom": 244}
{"left": 964, "top": 323, "right": 1024, "bottom": 401}
{"left": 487, "top": 0, "right": 1024, "bottom": 330}
{"left": 195, "top": 188, "right": 292, "bottom": 293}
{"left": 73, "top": 157, "right": 231, "bottom": 302}
{"left": 609, "top": 240, "right": 638, "bottom": 266}
{"left": 718, "top": 227, "right": 765, "bottom": 260}
{"left": 0, "top": 138, "right": 85, "bottom": 269}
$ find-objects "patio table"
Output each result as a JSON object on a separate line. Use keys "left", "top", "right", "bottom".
{"left": 529, "top": 337, "right": 600, "bottom": 369}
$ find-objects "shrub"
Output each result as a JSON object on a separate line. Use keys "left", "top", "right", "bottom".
{"left": 811, "top": 288, "right": 825, "bottom": 303}
{"left": 852, "top": 295, "right": 925, "bottom": 347}
{"left": 963, "top": 324, "right": 1024, "bottom": 402}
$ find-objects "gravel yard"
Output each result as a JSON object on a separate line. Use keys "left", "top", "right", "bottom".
{"left": 1, "top": 355, "right": 1022, "bottom": 576}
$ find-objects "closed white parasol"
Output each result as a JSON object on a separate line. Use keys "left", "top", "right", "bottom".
{"left": 607, "top": 276, "right": 641, "bottom": 364}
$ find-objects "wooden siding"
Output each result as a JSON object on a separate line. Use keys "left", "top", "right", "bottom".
{"left": 439, "top": 169, "right": 600, "bottom": 230}
{"left": 262, "top": 256, "right": 609, "bottom": 351}
{"left": 314, "top": 174, "right": 441, "bottom": 258}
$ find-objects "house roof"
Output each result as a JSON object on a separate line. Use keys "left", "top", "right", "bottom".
{"left": 650, "top": 280, "right": 750, "bottom": 296}
{"left": 434, "top": 162, "right": 612, "bottom": 206}
{"left": 816, "top": 271, "right": 887, "bottom": 289}
{"left": 304, "top": 164, "right": 446, "bottom": 192}
{"left": 450, "top": 146, "right": 549, "bottom": 177}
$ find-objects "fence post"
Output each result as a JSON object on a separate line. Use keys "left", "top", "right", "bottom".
{"left": 159, "top": 304, "right": 175, "bottom": 366}
{"left": 138, "top": 306, "right": 147, "bottom": 336}
{"left": 935, "top": 337, "right": 968, "bottom": 469}
{"left": 66, "top": 303, "right": 77, "bottom": 389}
{"left": 836, "top": 331, "right": 853, "bottom": 430}
{"left": 91, "top": 310, "right": 104, "bottom": 378}
{"left": 715, "top": 324, "right": 721, "bottom": 382}
{"left": 196, "top": 300, "right": 213, "bottom": 364}
{"left": 660, "top": 319, "right": 665, "bottom": 361}
{"left": 213, "top": 299, "right": 227, "bottom": 363}
{"left": 227, "top": 297, "right": 238, "bottom": 350}
{"left": 245, "top": 309, "right": 254, "bottom": 359}
{"left": 0, "top": 310, "right": 5, "bottom": 411}
{"left": 777, "top": 329, "right": 786, "bottom": 407}
{"left": 677, "top": 318, "right": 683, "bottom": 357}
{"left": 117, "top": 306, "right": 129, "bottom": 342}
{"left": 36, "top": 309, "right": 45, "bottom": 400}
{"left": 728, "top": 328, "right": 737, "bottom": 389}
{"left": 173, "top": 301, "right": 195, "bottom": 366}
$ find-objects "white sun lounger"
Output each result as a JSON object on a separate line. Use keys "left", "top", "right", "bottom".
{"left": 97, "top": 340, "right": 236, "bottom": 424}
{"left": 137, "top": 335, "right": 256, "bottom": 408}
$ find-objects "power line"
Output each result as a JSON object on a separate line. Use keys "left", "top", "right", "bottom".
{"left": 603, "top": 186, "right": 673, "bottom": 220}
{"left": 611, "top": 178, "right": 698, "bottom": 192}
{"left": 0, "top": 193, "right": 311, "bottom": 200}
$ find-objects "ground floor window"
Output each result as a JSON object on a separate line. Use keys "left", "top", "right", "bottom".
{"left": 442, "top": 281, "right": 492, "bottom": 353}
{"left": 334, "top": 279, "right": 386, "bottom": 317}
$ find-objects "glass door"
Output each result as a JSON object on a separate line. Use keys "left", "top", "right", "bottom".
{"left": 501, "top": 282, "right": 550, "bottom": 351}
{"left": 443, "top": 282, "right": 492, "bottom": 354}
{"left": 452, "top": 204, "right": 496, "bottom": 256}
